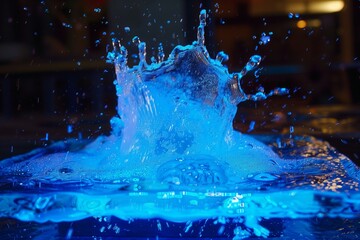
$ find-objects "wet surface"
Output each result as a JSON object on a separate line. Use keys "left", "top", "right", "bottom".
{"left": 1, "top": 104, "right": 359, "bottom": 164}
{"left": 0, "top": 7, "right": 359, "bottom": 238}
{"left": 235, "top": 104, "right": 360, "bottom": 166}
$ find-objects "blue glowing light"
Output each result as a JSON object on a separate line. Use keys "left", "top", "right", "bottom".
{"left": 0, "top": 9, "right": 359, "bottom": 239}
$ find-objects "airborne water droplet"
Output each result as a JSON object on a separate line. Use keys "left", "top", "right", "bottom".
{"left": 0, "top": 10, "right": 357, "bottom": 239}
{"left": 290, "top": 126, "right": 294, "bottom": 134}
{"left": 248, "top": 121, "right": 255, "bottom": 132}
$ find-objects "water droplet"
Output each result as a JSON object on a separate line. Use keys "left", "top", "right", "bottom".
{"left": 290, "top": 126, "right": 294, "bottom": 134}
{"left": 254, "top": 69, "right": 261, "bottom": 78}
{"left": 66, "top": 228, "right": 73, "bottom": 239}
{"left": 41, "top": 133, "right": 49, "bottom": 141}
{"left": 132, "top": 36, "right": 140, "bottom": 45}
{"left": 217, "top": 225, "right": 225, "bottom": 235}
{"left": 157, "top": 220, "right": 162, "bottom": 231}
{"left": 67, "top": 125, "right": 73, "bottom": 133}
{"left": 184, "top": 221, "right": 192, "bottom": 233}
{"left": 216, "top": 51, "right": 229, "bottom": 64}
{"left": 259, "top": 33, "right": 271, "bottom": 45}
{"left": 248, "top": 121, "right": 255, "bottom": 132}
{"left": 157, "top": 43, "right": 165, "bottom": 62}
{"left": 62, "top": 22, "right": 72, "bottom": 28}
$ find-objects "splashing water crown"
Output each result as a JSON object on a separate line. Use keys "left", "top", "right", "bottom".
{"left": 107, "top": 9, "right": 289, "bottom": 112}
{"left": 0, "top": 9, "right": 359, "bottom": 240}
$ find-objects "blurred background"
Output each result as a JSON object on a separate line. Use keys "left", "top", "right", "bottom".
{"left": 0, "top": 0, "right": 359, "bottom": 161}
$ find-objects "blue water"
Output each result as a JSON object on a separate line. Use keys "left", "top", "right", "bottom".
{"left": 1, "top": 10, "right": 360, "bottom": 239}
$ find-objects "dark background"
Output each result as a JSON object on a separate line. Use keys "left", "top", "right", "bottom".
{"left": 0, "top": 0, "right": 359, "bottom": 160}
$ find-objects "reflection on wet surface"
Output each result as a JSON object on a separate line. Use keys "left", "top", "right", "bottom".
{"left": 235, "top": 104, "right": 360, "bottom": 166}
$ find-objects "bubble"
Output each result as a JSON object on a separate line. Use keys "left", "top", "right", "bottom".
{"left": 253, "top": 173, "right": 278, "bottom": 181}
{"left": 59, "top": 167, "right": 73, "bottom": 174}
{"left": 0, "top": 11, "right": 358, "bottom": 239}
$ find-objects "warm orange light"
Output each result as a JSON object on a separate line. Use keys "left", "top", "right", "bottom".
{"left": 309, "top": 1, "right": 344, "bottom": 13}
{"left": 296, "top": 20, "right": 307, "bottom": 28}
{"left": 250, "top": 0, "right": 345, "bottom": 16}
{"left": 308, "top": 19, "right": 321, "bottom": 28}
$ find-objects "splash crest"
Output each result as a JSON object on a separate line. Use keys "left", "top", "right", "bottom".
{"left": 0, "top": 9, "right": 359, "bottom": 239}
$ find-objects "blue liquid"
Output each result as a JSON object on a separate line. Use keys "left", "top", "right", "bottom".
{"left": 0, "top": 10, "right": 359, "bottom": 239}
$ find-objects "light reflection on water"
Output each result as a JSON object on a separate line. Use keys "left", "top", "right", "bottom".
{"left": 0, "top": 9, "right": 359, "bottom": 240}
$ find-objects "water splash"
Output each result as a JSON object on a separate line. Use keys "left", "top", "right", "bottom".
{"left": 0, "top": 9, "right": 359, "bottom": 239}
